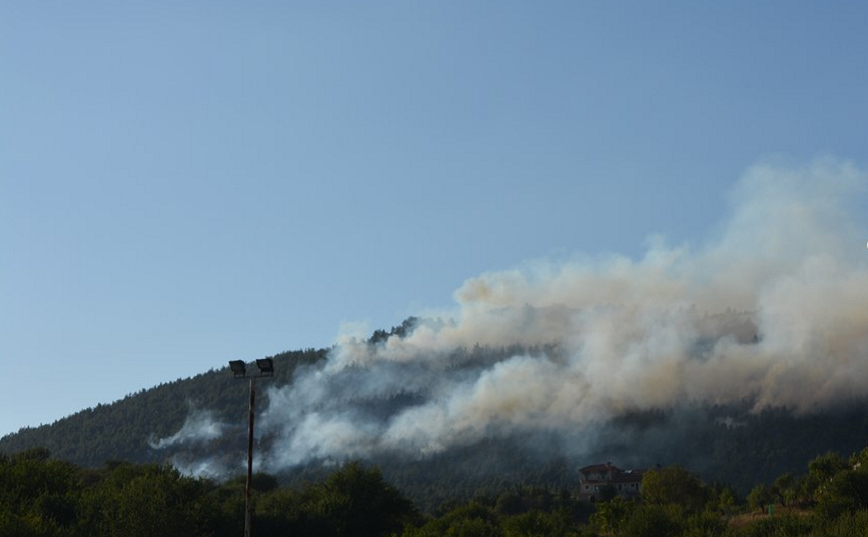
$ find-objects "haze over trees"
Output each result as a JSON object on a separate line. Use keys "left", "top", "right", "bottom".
{"left": 4, "top": 336, "right": 868, "bottom": 508}
{"left": 4, "top": 318, "right": 868, "bottom": 535}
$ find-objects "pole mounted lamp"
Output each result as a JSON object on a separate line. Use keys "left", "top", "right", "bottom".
{"left": 228, "top": 358, "right": 275, "bottom": 537}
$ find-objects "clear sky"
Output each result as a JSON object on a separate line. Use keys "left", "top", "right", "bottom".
{"left": 2, "top": 1, "right": 867, "bottom": 438}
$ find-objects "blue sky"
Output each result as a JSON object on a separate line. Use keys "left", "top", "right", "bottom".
{"left": 2, "top": 1, "right": 867, "bottom": 437}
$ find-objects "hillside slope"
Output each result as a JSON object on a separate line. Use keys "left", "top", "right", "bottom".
{"left": 3, "top": 342, "right": 868, "bottom": 506}
{"left": 0, "top": 348, "right": 327, "bottom": 466}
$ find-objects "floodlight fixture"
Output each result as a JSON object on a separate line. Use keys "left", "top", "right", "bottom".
{"left": 228, "top": 357, "right": 276, "bottom": 537}
{"left": 255, "top": 358, "right": 274, "bottom": 376}
{"left": 229, "top": 360, "right": 247, "bottom": 378}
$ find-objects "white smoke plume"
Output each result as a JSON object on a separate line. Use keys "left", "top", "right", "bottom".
{"left": 171, "top": 157, "right": 868, "bottom": 473}
{"left": 150, "top": 409, "right": 229, "bottom": 450}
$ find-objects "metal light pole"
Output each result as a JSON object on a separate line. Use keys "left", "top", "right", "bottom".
{"left": 229, "top": 358, "right": 275, "bottom": 537}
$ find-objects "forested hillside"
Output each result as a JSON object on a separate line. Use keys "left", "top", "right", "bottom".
{"left": 4, "top": 331, "right": 868, "bottom": 509}
{"left": 0, "top": 348, "right": 327, "bottom": 466}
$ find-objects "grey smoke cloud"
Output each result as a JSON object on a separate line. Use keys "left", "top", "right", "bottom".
{"left": 149, "top": 409, "right": 228, "bottom": 450}
{"left": 161, "top": 157, "right": 868, "bottom": 473}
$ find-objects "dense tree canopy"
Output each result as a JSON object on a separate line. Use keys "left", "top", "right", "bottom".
{"left": 5, "top": 333, "right": 868, "bottom": 536}
{"left": 5, "top": 339, "right": 868, "bottom": 506}
{"left": 3, "top": 446, "right": 868, "bottom": 536}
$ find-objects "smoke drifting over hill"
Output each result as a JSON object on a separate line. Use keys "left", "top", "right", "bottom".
{"left": 157, "top": 158, "right": 868, "bottom": 476}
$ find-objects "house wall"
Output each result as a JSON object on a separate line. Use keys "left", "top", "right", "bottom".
{"left": 577, "top": 465, "right": 644, "bottom": 501}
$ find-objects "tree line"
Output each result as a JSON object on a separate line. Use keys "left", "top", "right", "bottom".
{"left": 4, "top": 445, "right": 868, "bottom": 537}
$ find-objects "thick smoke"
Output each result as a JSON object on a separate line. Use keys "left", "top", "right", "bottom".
{"left": 160, "top": 158, "right": 868, "bottom": 474}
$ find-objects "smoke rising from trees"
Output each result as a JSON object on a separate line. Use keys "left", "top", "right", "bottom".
{"left": 157, "top": 157, "right": 868, "bottom": 475}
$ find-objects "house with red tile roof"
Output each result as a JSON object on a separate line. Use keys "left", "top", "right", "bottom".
{"left": 577, "top": 462, "right": 646, "bottom": 501}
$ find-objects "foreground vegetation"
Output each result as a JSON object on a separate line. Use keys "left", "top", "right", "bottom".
{"left": 3, "top": 445, "right": 868, "bottom": 537}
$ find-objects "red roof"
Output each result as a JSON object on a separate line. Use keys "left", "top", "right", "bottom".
{"left": 579, "top": 463, "right": 617, "bottom": 473}
{"left": 579, "top": 463, "right": 646, "bottom": 483}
